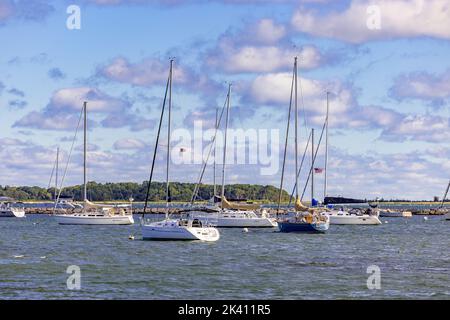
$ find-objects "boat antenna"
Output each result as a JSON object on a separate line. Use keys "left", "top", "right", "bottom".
{"left": 142, "top": 59, "right": 172, "bottom": 219}
{"left": 276, "top": 58, "right": 295, "bottom": 215}
{"left": 220, "top": 83, "right": 231, "bottom": 209}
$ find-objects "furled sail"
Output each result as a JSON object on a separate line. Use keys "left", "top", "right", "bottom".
{"left": 295, "top": 197, "right": 310, "bottom": 211}
{"left": 221, "top": 196, "right": 260, "bottom": 211}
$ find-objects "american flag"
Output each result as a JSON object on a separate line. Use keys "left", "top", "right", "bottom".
{"left": 314, "top": 167, "right": 324, "bottom": 173}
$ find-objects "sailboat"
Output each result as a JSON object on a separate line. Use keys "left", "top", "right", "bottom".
{"left": 276, "top": 57, "right": 330, "bottom": 233}
{"left": 190, "top": 84, "right": 277, "bottom": 228}
{"left": 0, "top": 197, "right": 25, "bottom": 218}
{"left": 319, "top": 93, "right": 381, "bottom": 225}
{"left": 439, "top": 180, "right": 450, "bottom": 220}
{"left": 141, "top": 59, "right": 220, "bottom": 241}
{"left": 54, "top": 102, "right": 134, "bottom": 225}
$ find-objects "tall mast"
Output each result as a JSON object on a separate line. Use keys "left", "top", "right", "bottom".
{"left": 441, "top": 180, "right": 450, "bottom": 208}
{"left": 83, "top": 101, "right": 87, "bottom": 202}
{"left": 277, "top": 59, "right": 295, "bottom": 213}
{"left": 166, "top": 59, "right": 173, "bottom": 211}
{"left": 311, "top": 128, "right": 315, "bottom": 205}
{"left": 213, "top": 107, "right": 218, "bottom": 198}
{"left": 55, "top": 147, "right": 59, "bottom": 201}
{"left": 221, "top": 84, "right": 231, "bottom": 208}
{"left": 324, "top": 91, "right": 329, "bottom": 200}
{"left": 294, "top": 57, "right": 299, "bottom": 200}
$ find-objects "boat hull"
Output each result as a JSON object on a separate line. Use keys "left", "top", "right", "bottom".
{"left": 325, "top": 212, "right": 381, "bottom": 225}
{"left": 54, "top": 214, "right": 134, "bottom": 225}
{"left": 142, "top": 220, "right": 220, "bottom": 242}
{"left": 215, "top": 217, "right": 277, "bottom": 228}
{"left": 445, "top": 212, "right": 450, "bottom": 221}
{"left": 278, "top": 220, "right": 329, "bottom": 233}
{"left": 379, "top": 211, "right": 412, "bottom": 218}
{"left": 0, "top": 209, "right": 25, "bottom": 218}
{"left": 191, "top": 210, "right": 277, "bottom": 228}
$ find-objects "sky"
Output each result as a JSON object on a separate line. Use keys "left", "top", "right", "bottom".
{"left": 0, "top": 0, "right": 450, "bottom": 200}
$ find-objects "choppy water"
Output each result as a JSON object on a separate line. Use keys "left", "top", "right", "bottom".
{"left": 0, "top": 214, "right": 449, "bottom": 299}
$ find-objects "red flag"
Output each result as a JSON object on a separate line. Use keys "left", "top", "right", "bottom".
{"left": 314, "top": 167, "right": 324, "bottom": 173}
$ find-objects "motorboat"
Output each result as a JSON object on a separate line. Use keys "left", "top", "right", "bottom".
{"left": 323, "top": 208, "right": 382, "bottom": 225}
{"left": 0, "top": 198, "right": 25, "bottom": 218}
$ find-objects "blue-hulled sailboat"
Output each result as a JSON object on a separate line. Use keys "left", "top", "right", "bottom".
{"left": 275, "top": 57, "right": 330, "bottom": 234}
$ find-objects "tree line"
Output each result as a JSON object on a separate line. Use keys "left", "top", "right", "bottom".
{"left": 0, "top": 182, "right": 290, "bottom": 203}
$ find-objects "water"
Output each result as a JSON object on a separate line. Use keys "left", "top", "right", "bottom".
{"left": 0, "top": 214, "right": 449, "bottom": 299}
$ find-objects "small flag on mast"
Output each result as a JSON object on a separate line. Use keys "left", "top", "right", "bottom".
{"left": 314, "top": 168, "right": 324, "bottom": 173}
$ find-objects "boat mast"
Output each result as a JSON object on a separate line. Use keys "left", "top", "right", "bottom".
{"left": 276, "top": 59, "right": 295, "bottom": 214}
{"left": 440, "top": 180, "right": 450, "bottom": 208}
{"left": 294, "top": 57, "right": 299, "bottom": 201}
{"left": 213, "top": 107, "right": 218, "bottom": 198}
{"left": 55, "top": 147, "right": 59, "bottom": 201}
{"left": 166, "top": 59, "right": 173, "bottom": 214}
{"left": 324, "top": 91, "right": 329, "bottom": 200}
{"left": 143, "top": 61, "right": 171, "bottom": 216}
{"left": 311, "top": 128, "right": 314, "bottom": 205}
{"left": 221, "top": 84, "right": 231, "bottom": 209}
{"left": 83, "top": 101, "right": 87, "bottom": 202}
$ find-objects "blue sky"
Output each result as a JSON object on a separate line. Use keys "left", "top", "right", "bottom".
{"left": 1, "top": 0, "right": 450, "bottom": 200}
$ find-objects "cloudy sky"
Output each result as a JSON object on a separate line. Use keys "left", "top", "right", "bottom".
{"left": 1, "top": 0, "right": 449, "bottom": 200}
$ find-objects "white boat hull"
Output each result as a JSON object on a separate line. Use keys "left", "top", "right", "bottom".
{"left": 0, "top": 209, "right": 25, "bottom": 218}
{"left": 142, "top": 219, "right": 220, "bottom": 241}
{"left": 54, "top": 214, "right": 134, "bottom": 225}
{"left": 325, "top": 211, "right": 382, "bottom": 225}
{"left": 379, "top": 210, "right": 412, "bottom": 218}
{"left": 192, "top": 210, "right": 277, "bottom": 228}
{"left": 216, "top": 216, "right": 277, "bottom": 228}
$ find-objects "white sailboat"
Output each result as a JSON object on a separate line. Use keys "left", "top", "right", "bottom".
{"left": 141, "top": 59, "right": 220, "bottom": 241}
{"left": 0, "top": 197, "right": 25, "bottom": 218}
{"left": 319, "top": 92, "right": 381, "bottom": 225}
{"left": 54, "top": 102, "right": 134, "bottom": 225}
{"left": 190, "top": 85, "right": 277, "bottom": 228}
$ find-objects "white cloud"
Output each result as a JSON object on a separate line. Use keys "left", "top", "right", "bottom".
{"left": 208, "top": 44, "right": 321, "bottom": 73}
{"left": 391, "top": 69, "right": 450, "bottom": 101}
{"left": 113, "top": 138, "right": 147, "bottom": 150}
{"left": 381, "top": 114, "right": 450, "bottom": 142}
{"left": 49, "top": 87, "right": 129, "bottom": 113}
{"left": 292, "top": 0, "right": 450, "bottom": 43}
{"left": 247, "top": 72, "right": 353, "bottom": 115}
